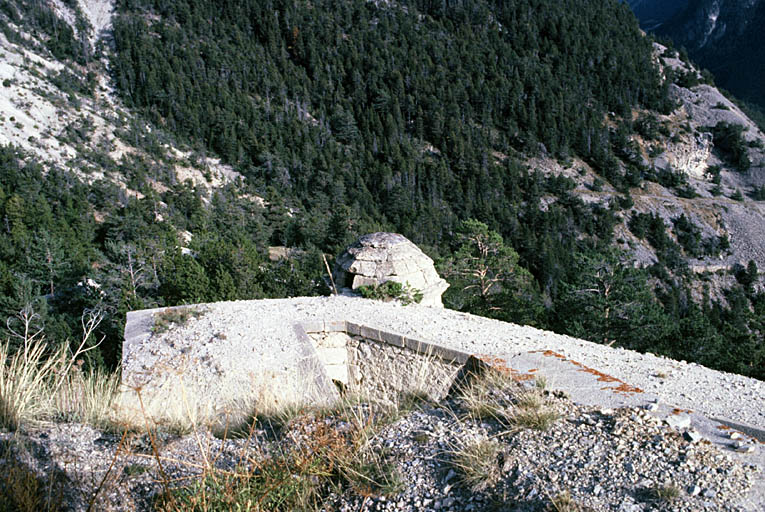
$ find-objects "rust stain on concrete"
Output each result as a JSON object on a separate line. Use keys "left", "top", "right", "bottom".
{"left": 532, "top": 350, "right": 644, "bottom": 396}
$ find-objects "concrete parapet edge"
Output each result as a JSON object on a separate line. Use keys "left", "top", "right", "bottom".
{"left": 326, "top": 320, "right": 347, "bottom": 332}
{"left": 123, "top": 309, "right": 160, "bottom": 361}
{"left": 379, "top": 329, "right": 405, "bottom": 348}
{"left": 359, "top": 325, "right": 381, "bottom": 341}
{"left": 300, "top": 320, "right": 325, "bottom": 333}
{"left": 301, "top": 319, "right": 471, "bottom": 366}
{"left": 346, "top": 322, "right": 362, "bottom": 336}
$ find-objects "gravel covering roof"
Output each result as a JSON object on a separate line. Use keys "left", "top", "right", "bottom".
{"left": 124, "top": 296, "right": 764, "bottom": 433}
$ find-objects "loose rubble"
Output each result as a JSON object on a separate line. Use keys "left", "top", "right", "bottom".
{"left": 1, "top": 388, "right": 759, "bottom": 511}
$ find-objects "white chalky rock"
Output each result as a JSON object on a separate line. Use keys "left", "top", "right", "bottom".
{"left": 665, "top": 414, "right": 692, "bottom": 429}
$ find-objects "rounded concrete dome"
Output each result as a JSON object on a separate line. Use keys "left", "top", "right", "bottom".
{"left": 333, "top": 232, "right": 448, "bottom": 307}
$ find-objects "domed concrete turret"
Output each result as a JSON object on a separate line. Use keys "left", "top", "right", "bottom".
{"left": 333, "top": 232, "right": 449, "bottom": 307}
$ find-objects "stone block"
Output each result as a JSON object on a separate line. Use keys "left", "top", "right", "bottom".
{"left": 374, "top": 261, "right": 394, "bottom": 278}
{"left": 379, "top": 329, "right": 405, "bottom": 348}
{"left": 406, "top": 337, "right": 435, "bottom": 355}
{"left": 325, "top": 319, "right": 347, "bottom": 332}
{"left": 665, "top": 414, "right": 691, "bottom": 429}
{"left": 359, "top": 325, "right": 381, "bottom": 341}
{"left": 430, "top": 345, "right": 470, "bottom": 364}
{"left": 684, "top": 430, "right": 703, "bottom": 443}
{"left": 352, "top": 275, "right": 377, "bottom": 289}
{"left": 391, "top": 260, "right": 412, "bottom": 275}
{"left": 321, "top": 332, "right": 350, "bottom": 348}
{"left": 396, "top": 273, "right": 427, "bottom": 290}
{"left": 346, "top": 322, "right": 362, "bottom": 336}
{"left": 349, "top": 260, "right": 376, "bottom": 276}
{"left": 351, "top": 247, "right": 387, "bottom": 261}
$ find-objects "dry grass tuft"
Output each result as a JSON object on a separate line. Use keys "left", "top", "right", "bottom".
{"left": 0, "top": 338, "right": 65, "bottom": 430}
{"left": 151, "top": 306, "right": 206, "bottom": 334}
{"left": 546, "top": 490, "right": 589, "bottom": 511}
{"left": 0, "top": 308, "right": 118, "bottom": 431}
{"left": 508, "top": 388, "right": 561, "bottom": 431}
{"left": 447, "top": 436, "right": 502, "bottom": 492}
{"left": 457, "top": 367, "right": 560, "bottom": 431}
{"left": 157, "top": 399, "right": 402, "bottom": 511}
{"left": 457, "top": 367, "right": 515, "bottom": 422}
{"left": 652, "top": 483, "right": 681, "bottom": 502}
{"left": 51, "top": 368, "right": 121, "bottom": 429}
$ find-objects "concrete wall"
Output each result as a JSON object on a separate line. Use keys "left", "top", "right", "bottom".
{"left": 307, "top": 330, "right": 461, "bottom": 403}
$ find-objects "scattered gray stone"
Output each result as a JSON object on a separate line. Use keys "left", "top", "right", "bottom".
{"left": 324, "top": 398, "right": 757, "bottom": 512}
{"left": 684, "top": 430, "right": 704, "bottom": 443}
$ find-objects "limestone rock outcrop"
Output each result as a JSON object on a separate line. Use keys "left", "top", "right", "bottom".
{"left": 333, "top": 232, "right": 449, "bottom": 307}
{"left": 657, "top": 130, "right": 713, "bottom": 179}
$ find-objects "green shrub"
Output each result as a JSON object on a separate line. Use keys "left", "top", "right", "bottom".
{"left": 151, "top": 307, "right": 206, "bottom": 334}
{"left": 357, "top": 281, "right": 423, "bottom": 305}
{"left": 711, "top": 122, "right": 751, "bottom": 171}
{"left": 652, "top": 484, "right": 681, "bottom": 502}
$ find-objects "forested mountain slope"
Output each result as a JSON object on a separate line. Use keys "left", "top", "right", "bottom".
{"left": 0, "top": 0, "right": 763, "bottom": 379}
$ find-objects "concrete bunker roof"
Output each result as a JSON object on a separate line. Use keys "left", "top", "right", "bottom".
{"left": 123, "top": 297, "right": 764, "bottom": 440}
